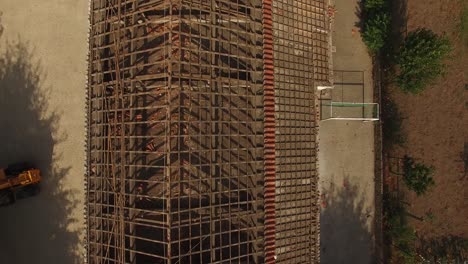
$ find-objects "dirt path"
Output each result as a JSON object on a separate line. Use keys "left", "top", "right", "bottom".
{"left": 318, "top": 0, "right": 377, "bottom": 263}
{"left": 0, "top": 2, "right": 88, "bottom": 263}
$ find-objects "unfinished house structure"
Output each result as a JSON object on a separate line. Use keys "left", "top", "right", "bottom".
{"left": 86, "top": 0, "right": 329, "bottom": 263}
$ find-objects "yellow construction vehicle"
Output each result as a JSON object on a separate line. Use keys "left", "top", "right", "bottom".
{"left": 0, "top": 163, "right": 41, "bottom": 206}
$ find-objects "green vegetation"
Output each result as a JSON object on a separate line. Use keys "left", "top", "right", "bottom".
{"left": 385, "top": 196, "right": 466, "bottom": 263}
{"left": 362, "top": 13, "right": 391, "bottom": 53}
{"left": 395, "top": 29, "right": 451, "bottom": 94}
{"left": 402, "top": 156, "right": 435, "bottom": 196}
{"left": 361, "top": 0, "right": 391, "bottom": 53}
{"left": 383, "top": 157, "right": 437, "bottom": 262}
{"left": 363, "top": 0, "right": 386, "bottom": 9}
{"left": 423, "top": 211, "right": 435, "bottom": 223}
{"left": 384, "top": 195, "right": 418, "bottom": 263}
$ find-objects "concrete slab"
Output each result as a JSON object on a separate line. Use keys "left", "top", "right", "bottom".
{"left": 0, "top": 1, "right": 88, "bottom": 263}
{"left": 318, "top": 0, "right": 376, "bottom": 263}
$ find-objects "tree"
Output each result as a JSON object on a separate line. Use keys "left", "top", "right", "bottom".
{"left": 402, "top": 156, "right": 435, "bottom": 196}
{"left": 395, "top": 28, "right": 451, "bottom": 94}
{"left": 364, "top": 0, "right": 386, "bottom": 9}
{"left": 362, "top": 13, "right": 391, "bottom": 53}
{"left": 361, "top": 0, "right": 391, "bottom": 53}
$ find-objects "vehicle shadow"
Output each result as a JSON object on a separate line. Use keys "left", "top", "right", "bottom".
{"left": 0, "top": 38, "right": 81, "bottom": 263}
{"left": 320, "top": 177, "right": 374, "bottom": 264}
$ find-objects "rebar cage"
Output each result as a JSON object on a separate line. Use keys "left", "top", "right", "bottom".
{"left": 86, "top": 0, "right": 328, "bottom": 263}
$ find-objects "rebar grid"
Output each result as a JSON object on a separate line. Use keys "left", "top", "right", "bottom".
{"left": 272, "top": 0, "right": 326, "bottom": 263}
{"left": 87, "top": 0, "right": 327, "bottom": 263}
{"left": 87, "top": 0, "right": 265, "bottom": 263}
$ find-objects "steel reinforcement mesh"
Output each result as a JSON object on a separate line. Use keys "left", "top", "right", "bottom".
{"left": 272, "top": 0, "right": 327, "bottom": 263}
{"left": 86, "top": 0, "right": 327, "bottom": 263}
{"left": 87, "top": 0, "right": 265, "bottom": 263}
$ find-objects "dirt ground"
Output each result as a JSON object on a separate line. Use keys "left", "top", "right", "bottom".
{"left": 0, "top": 1, "right": 88, "bottom": 263}
{"left": 387, "top": 0, "right": 467, "bottom": 244}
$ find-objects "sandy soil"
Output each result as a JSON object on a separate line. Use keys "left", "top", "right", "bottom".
{"left": 0, "top": 1, "right": 88, "bottom": 263}
{"left": 388, "top": 0, "right": 467, "bottom": 243}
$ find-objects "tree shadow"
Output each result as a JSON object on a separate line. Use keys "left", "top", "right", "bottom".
{"left": 417, "top": 235, "right": 468, "bottom": 262}
{"left": 391, "top": 0, "right": 408, "bottom": 41}
{"left": 385, "top": 0, "right": 408, "bottom": 64}
{"left": 354, "top": 0, "right": 365, "bottom": 32}
{"left": 0, "top": 38, "right": 80, "bottom": 263}
{"left": 320, "top": 177, "right": 374, "bottom": 264}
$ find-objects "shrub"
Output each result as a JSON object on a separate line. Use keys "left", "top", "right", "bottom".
{"left": 402, "top": 156, "right": 435, "bottom": 196}
{"left": 364, "top": 0, "right": 386, "bottom": 9}
{"left": 393, "top": 224, "right": 418, "bottom": 263}
{"left": 362, "top": 13, "right": 391, "bottom": 53}
{"left": 395, "top": 28, "right": 451, "bottom": 94}
{"left": 361, "top": 0, "right": 391, "bottom": 53}
{"left": 385, "top": 196, "right": 418, "bottom": 263}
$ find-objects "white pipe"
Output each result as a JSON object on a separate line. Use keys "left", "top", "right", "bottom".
{"left": 317, "top": 86, "right": 333, "bottom": 90}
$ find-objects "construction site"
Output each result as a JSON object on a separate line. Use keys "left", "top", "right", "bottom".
{"left": 86, "top": 0, "right": 329, "bottom": 263}
{"left": 5, "top": 0, "right": 466, "bottom": 261}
